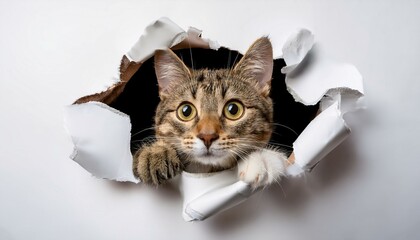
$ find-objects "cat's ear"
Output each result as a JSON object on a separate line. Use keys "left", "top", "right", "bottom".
{"left": 154, "top": 49, "right": 191, "bottom": 98}
{"left": 233, "top": 37, "right": 273, "bottom": 97}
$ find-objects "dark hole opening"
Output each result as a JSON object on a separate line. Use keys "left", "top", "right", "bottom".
{"left": 109, "top": 47, "right": 319, "bottom": 156}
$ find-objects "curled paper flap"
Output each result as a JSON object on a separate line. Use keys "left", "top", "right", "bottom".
{"left": 321, "top": 88, "right": 365, "bottom": 114}
{"left": 181, "top": 164, "right": 309, "bottom": 222}
{"left": 126, "top": 17, "right": 219, "bottom": 64}
{"left": 282, "top": 29, "right": 364, "bottom": 106}
{"left": 126, "top": 17, "right": 187, "bottom": 62}
{"left": 180, "top": 154, "right": 340, "bottom": 222}
{"left": 174, "top": 27, "right": 221, "bottom": 51}
{"left": 185, "top": 181, "right": 253, "bottom": 221}
{"left": 180, "top": 168, "right": 239, "bottom": 221}
{"left": 281, "top": 28, "right": 314, "bottom": 74}
{"left": 64, "top": 102, "right": 138, "bottom": 183}
{"left": 286, "top": 102, "right": 350, "bottom": 176}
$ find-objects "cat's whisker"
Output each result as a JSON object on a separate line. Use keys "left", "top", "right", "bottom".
{"left": 154, "top": 138, "right": 177, "bottom": 143}
{"left": 227, "top": 149, "right": 247, "bottom": 163}
{"left": 271, "top": 172, "right": 287, "bottom": 198}
{"left": 226, "top": 51, "right": 240, "bottom": 80}
{"left": 187, "top": 38, "right": 194, "bottom": 70}
{"left": 137, "top": 135, "right": 156, "bottom": 140}
{"left": 232, "top": 141, "right": 267, "bottom": 150}
{"left": 131, "top": 126, "right": 156, "bottom": 138}
{"left": 227, "top": 137, "right": 294, "bottom": 150}
{"left": 131, "top": 135, "right": 157, "bottom": 145}
{"left": 272, "top": 123, "right": 298, "bottom": 136}
{"left": 154, "top": 136, "right": 179, "bottom": 142}
{"left": 226, "top": 146, "right": 249, "bottom": 159}
{"left": 266, "top": 142, "right": 293, "bottom": 149}
{"left": 227, "top": 50, "right": 231, "bottom": 69}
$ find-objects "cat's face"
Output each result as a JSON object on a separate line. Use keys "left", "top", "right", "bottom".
{"left": 153, "top": 38, "right": 274, "bottom": 169}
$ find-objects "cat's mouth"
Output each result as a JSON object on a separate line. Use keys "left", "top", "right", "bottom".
{"left": 197, "top": 150, "right": 216, "bottom": 158}
{"left": 204, "top": 150, "right": 214, "bottom": 156}
{"left": 194, "top": 148, "right": 226, "bottom": 160}
{"left": 189, "top": 142, "right": 231, "bottom": 166}
{"left": 192, "top": 148, "right": 236, "bottom": 169}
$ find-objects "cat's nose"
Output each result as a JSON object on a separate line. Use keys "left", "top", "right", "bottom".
{"left": 197, "top": 133, "right": 219, "bottom": 149}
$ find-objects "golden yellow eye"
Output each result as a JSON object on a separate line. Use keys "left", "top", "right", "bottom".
{"left": 177, "top": 103, "right": 197, "bottom": 121}
{"left": 224, "top": 101, "right": 244, "bottom": 120}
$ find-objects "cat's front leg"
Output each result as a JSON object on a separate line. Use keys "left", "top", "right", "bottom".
{"left": 238, "top": 149, "right": 287, "bottom": 190}
{"left": 133, "top": 141, "right": 183, "bottom": 186}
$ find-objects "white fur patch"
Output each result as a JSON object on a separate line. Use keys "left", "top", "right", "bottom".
{"left": 191, "top": 138, "right": 231, "bottom": 167}
{"left": 238, "top": 149, "right": 287, "bottom": 189}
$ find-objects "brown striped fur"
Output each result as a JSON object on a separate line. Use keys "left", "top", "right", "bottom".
{"left": 134, "top": 37, "right": 276, "bottom": 185}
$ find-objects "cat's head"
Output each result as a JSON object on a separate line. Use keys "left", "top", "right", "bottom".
{"left": 153, "top": 37, "right": 274, "bottom": 169}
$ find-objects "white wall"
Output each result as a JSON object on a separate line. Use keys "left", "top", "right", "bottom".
{"left": 1, "top": 0, "right": 419, "bottom": 239}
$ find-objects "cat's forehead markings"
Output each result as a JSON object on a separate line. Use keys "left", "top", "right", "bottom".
{"left": 221, "top": 84, "right": 229, "bottom": 99}
{"left": 189, "top": 70, "right": 235, "bottom": 103}
{"left": 196, "top": 72, "right": 204, "bottom": 82}
{"left": 190, "top": 83, "right": 197, "bottom": 99}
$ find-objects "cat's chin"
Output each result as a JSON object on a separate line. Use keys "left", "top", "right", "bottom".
{"left": 192, "top": 152, "right": 235, "bottom": 170}
{"left": 196, "top": 154, "right": 224, "bottom": 164}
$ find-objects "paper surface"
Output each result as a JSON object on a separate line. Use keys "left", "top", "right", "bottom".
{"left": 64, "top": 18, "right": 364, "bottom": 221}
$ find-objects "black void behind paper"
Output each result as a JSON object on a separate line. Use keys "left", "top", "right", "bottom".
{"left": 109, "top": 48, "right": 318, "bottom": 156}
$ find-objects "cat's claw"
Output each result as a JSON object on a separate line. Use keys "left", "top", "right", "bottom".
{"left": 238, "top": 149, "right": 287, "bottom": 190}
{"left": 134, "top": 142, "right": 182, "bottom": 186}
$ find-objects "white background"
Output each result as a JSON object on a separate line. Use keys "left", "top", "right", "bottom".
{"left": 1, "top": 0, "right": 419, "bottom": 239}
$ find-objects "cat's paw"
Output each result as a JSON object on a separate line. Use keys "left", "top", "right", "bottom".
{"left": 133, "top": 142, "right": 182, "bottom": 186}
{"left": 238, "top": 149, "right": 287, "bottom": 190}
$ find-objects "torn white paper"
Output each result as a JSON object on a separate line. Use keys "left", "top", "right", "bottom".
{"left": 180, "top": 168, "right": 241, "bottom": 221}
{"left": 64, "top": 18, "right": 364, "bottom": 222}
{"left": 126, "top": 17, "right": 187, "bottom": 62}
{"left": 64, "top": 102, "right": 138, "bottom": 183}
{"left": 286, "top": 102, "right": 350, "bottom": 176}
{"left": 281, "top": 29, "right": 364, "bottom": 175}
{"left": 127, "top": 17, "right": 219, "bottom": 63}
{"left": 281, "top": 28, "right": 314, "bottom": 74}
{"left": 282, "top": 29, "right": 364, "bottom": 106}
{"left": 184, "top": 181, "right": 253, "bottom": 221}
{"left": 181, "top": 164, "right": 316, "bottom": 222}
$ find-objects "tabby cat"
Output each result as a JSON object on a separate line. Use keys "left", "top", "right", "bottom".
{"left": 133, "top": 37, "right": 287, "bottom": 189}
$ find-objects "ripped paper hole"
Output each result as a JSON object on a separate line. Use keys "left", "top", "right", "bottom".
{"left": 64, "top": 18, "right": 364, "bottom": 221}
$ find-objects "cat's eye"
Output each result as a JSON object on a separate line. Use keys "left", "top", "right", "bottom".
{"left": 223, "top": 101, "right": 244, "bottom": 120}
{"left": 177, "top": 103, "right": 197, "bottom": 121}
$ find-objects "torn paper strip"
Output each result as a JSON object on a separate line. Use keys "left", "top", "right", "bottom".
{"left": 184, "top": 181, "right": 253, "bottom": 222}
{"left": 181, "top": 163, "right": 318, "bottom": 222}
{"left": 180, "top": 169, "right": 240, "bottom": 221}
{"left": 286, "top": 102, "right": 350, "bottom": 176}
